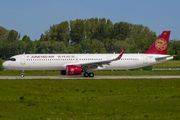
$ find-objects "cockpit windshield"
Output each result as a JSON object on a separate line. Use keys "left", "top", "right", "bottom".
{"left": 8, "top": 58, "right": 16, "bottom": 61}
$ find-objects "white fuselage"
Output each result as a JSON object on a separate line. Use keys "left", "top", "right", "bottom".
{"left": 2, "top": 53, "right": 173, "bottom": 71}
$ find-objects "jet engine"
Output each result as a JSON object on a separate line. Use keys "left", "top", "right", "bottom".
{"left": 60, "top": 65, "right": 82, "bottom": 75}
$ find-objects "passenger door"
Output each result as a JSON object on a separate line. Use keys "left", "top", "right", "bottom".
{"left": 143, "top": 56, "right": 148, "bottom": 64}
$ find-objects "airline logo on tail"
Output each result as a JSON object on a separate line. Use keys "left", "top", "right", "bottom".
{"left": 155, "top": 38, "right": 167, "bottom": 51}
{"left": 144, "top": 31, "right": 171, "bottom": 55}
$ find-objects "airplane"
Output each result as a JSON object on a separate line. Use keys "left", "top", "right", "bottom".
{"left": 2, "top": 31, "right": 173, "bottom": 78}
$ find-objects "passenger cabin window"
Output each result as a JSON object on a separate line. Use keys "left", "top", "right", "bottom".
{"left": 9, "top": 58, "right": 16, "bottom": 61}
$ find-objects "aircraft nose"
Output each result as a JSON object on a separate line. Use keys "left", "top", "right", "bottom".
{"left": 2, "top": 62, "right": 8, "bottom": 69}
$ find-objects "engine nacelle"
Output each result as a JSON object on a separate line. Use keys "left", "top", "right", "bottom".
{"left": 66, "top": 65, "right": 81, "bottom": 75}
{"left": 60, "top": 65, "right": 82, "bottom": 75}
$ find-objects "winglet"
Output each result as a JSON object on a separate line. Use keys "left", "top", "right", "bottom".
{"left": 112, "top": 49, "right": 125, "bottom": 61}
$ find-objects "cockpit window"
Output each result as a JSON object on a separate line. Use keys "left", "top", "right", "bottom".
{"left": 8, "top": 58, "right": 16, "bottom": 61}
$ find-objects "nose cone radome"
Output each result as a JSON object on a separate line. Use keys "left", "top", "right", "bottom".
{"left": 2, "top": 62, "right": 8, "bottom": 69}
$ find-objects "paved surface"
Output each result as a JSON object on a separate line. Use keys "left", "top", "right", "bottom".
{"left": 0, "top": 76, "right": 180, "bottom": 79}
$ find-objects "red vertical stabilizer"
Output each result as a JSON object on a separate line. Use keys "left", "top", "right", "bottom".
{"left": 143, "top": 31, "right": 171, "bottom": 55}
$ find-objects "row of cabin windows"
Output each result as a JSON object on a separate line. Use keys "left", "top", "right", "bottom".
{"left": 26, "top": 58, "right": 102, "bottom": 61}
{"left": 121, "top": 58, "right": 139, "bottom": 60}
{"left": 26, "top": 58, "right": 139, "bottom": 61}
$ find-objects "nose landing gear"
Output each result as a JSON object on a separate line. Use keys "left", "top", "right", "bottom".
{"left": 21, "top": 70, "right": 24, "bottom": 78}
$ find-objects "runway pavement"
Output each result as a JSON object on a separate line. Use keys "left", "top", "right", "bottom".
{"left": 0, "top": 76, "right": 180, "bottom": 79}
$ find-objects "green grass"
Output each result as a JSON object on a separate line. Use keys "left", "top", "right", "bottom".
{"left": 94, "top": 70, "right": 180, "bottom": 76}
{"left": 152, "top": 60, "right": 180, "bottom": 68}
{"left": 0, "top": 70, "right": 60, "bottom": 76}
{"left": 0, "top": 79, "right": 180, "bottom": 119}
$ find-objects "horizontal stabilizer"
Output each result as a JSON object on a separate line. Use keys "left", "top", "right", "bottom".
{"left": 155, "top": 55, "right": 174, "bottom": 61}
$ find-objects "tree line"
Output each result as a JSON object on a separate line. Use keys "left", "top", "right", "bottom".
{"left": 0, "top": 18, "right": 180, "bottom": 60}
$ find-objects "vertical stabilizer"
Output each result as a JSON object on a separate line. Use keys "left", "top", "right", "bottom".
{"left": 143, "top": 31, "right": 170, "bottom": 54}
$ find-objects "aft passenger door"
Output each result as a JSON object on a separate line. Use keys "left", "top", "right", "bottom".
{"left": 143, "top": 56, "right": 148, "bottom": 64}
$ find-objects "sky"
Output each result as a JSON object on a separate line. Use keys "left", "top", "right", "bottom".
{"left": 0, "top": 0, "right": 180, "bottom": 40}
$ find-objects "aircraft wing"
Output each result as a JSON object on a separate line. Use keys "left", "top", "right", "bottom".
{"left": 63, "top": 50, "right": 125, "bottom": 69}
{"left": 80, "top": 49, "right": 125, "bottom": 66}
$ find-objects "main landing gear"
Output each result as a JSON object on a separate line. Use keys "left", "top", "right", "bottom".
{"left": 83, "top": 72, "right": 94, "bottom": 77}
{"left": 21, "top": 70, "right": 24, "bottom": 78}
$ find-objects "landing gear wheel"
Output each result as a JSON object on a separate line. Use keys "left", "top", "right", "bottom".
{"left": 21, "top": 70, "right": 24, "bottom": 78}
{"left": 88, "top": 72, "right": 94, "bottom": 77}
{"left": 21, "top": 74, "right": 24, "bottom": 78}
{"left": 84, "top": 72, "right": 89, "bottom": 77}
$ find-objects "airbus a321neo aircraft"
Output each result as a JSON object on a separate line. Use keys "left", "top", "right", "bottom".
{"left": 3, "top": 31, "right": 173, "bottom": 77}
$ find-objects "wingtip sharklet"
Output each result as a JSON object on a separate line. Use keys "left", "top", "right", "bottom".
{"left": 112, "top": 49, "right": 125, "bottom": 61}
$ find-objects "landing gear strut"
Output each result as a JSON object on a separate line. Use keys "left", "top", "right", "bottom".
{"left": 21, "top": 70, "right": 24, "bottom": 78}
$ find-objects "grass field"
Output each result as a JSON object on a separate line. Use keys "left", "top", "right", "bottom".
{"left": 152, "top": 60, "right": 180, "bottom": 68}
{"left": 0, "top": 78, "right": 180, "bottom": 119}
